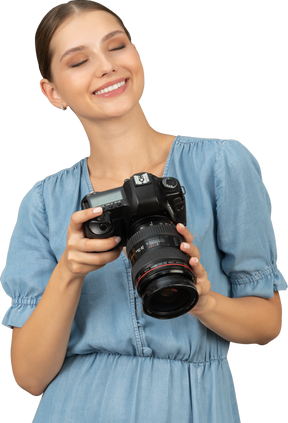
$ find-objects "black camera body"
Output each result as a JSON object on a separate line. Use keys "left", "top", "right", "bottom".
{"left": 81, "top": 172, "right": 186, "bottom": 243}
{"left": 81, "top": 172, "right": 198, "bottom": 320}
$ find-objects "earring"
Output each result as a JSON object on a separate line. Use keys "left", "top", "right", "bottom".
{"left": 60, "top": 104, "right": 67, "bottom": 111}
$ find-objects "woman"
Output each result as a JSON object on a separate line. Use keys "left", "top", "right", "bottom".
{"left": 1, "top": 1, "right": 286, "bottom": 422}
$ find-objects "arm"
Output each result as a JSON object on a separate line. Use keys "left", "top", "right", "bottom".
{"left": 11, "top": 207, "right": 121, "bottom": 396}
{"left": 191, "top": 291, "right": 281, "bottom": 345}
{"left": 177, "top": 223, "right": 282, "bottom": 345}
{"left": 11, "top": 262, "right": 83, "bottom": 397}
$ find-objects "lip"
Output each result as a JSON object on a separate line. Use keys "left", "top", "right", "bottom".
{"left": 92, "top": 78, "right": 128, "bottom": 95}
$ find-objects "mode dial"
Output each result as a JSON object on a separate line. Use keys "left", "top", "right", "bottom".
{"left": 161, "top": 177, "right": 178, "bottom": 189}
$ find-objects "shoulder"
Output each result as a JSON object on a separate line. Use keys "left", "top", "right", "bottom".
{"left": 213, "top": 139, "right": 262, "bottom": 181}
{"left": 20, "top": 158, "right": 87, "bottom": 213}
{"left": 175, "top": 135, "right": 251, "bottom": 152}
{"left": 215, "top": 139, "right": 259, "bottom": 164}
{"left": 173, "top": 132, "right": 263, "bottom": 172}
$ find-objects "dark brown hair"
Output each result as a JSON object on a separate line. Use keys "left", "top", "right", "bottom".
{"left": 35, "top": 0, "right": 131, "bottom": 81}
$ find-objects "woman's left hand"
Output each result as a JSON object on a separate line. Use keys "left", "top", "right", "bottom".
{"left": 176, "top": 223, "right": 211, "bottom": 316}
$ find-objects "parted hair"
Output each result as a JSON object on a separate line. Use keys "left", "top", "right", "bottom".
{"left": 35, "top": 0, "right": 131, "bottom": 81}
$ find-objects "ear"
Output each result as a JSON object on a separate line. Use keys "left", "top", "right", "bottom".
{"left": 37, "top": 77, "right": 66, "bottom": 111}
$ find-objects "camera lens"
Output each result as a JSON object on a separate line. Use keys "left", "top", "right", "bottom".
{"left": 126, "top": 217, "right": 199, "bottom": 319}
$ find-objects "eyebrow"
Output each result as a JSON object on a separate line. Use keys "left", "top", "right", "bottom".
{"left": 60, "top": 30, "right": 126, "bottom": 62}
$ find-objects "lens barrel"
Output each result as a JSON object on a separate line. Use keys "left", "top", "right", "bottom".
{"left": 126, "top": 217, "right": 199, "bottom": 319}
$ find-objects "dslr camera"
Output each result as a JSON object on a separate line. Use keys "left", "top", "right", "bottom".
{"left": 81, "top": 172, "right": 198, "bottom": 319}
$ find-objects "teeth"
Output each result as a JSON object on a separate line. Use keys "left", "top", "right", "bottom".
{"left": 95, "top": 80, "right": 126, "bottom": 95}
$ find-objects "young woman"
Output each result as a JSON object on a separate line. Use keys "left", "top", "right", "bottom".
{"left": 1, "top": 1, "right": 286, "bottom": 422}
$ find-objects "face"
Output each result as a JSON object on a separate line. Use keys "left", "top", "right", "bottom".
{"left": 45, "top": 11, "right": 144, "bottom": 121}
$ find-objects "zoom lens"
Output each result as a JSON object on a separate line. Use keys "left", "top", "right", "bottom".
{"left": 126, "top": 217, "right": 198, "bottom": 319}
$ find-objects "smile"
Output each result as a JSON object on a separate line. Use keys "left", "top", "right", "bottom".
{"left": 94, "top": 80, "right": 127, "bottom": 95}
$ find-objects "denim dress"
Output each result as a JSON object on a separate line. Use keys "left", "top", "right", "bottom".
{"left": 1, "top": 136, "right": 287, "bottom": 423}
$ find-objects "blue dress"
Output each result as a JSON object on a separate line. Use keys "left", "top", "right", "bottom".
{"left": 1, "top": 136, "right": 287, "bottom": 422}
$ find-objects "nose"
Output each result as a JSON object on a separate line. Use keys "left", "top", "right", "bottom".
{"left": 95, "top": 53, "right": 118, "bottom": 78}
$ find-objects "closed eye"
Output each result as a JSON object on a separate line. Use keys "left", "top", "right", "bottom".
{"left": 70, "top": 60, "right": 87, "bottom": 68}
{"left": 70, "top": 44, "right": 126, "bottom": 68}
{"left": 110, "top": 44, "right": 126, "bottom": 51}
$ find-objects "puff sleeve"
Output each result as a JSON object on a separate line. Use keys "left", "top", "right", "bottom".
{"left": 214, "top": 140, "right": 287, "bottom": 298}
{"left": 1, "top": 181, "right": 58, "bottom": 328}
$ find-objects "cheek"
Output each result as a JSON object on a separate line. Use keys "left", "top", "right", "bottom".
{"left": 122, "top": 48, "right": 144, "bottom": 77}
{"left": 69, "top": 76, "right": 87, "bottom": 93}
{"left": 57, "top": 72, "right": 88, "bottom": 101}
{"left": 129, "top": 55, "right": 145, "bottom": 91}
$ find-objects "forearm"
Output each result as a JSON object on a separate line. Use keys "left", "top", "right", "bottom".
{"left": 11, "top": 253, "right": 84, "bottom": 396}
{"left": 191, "top": 291, "right": 282, "bottom": 345}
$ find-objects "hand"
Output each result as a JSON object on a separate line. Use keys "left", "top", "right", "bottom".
{"left": 62, "top": 207, "right": 122, "bottom": 280}
{"left": 176, "top": 223, "right": 211, "bottom": 316}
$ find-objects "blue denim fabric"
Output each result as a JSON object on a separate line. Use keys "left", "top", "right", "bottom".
{"left": 1, "top": 137, "right": 286, "bottom": 422}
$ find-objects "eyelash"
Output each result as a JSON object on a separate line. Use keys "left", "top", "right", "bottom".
{"left": 70, "top": 45, "right": 126, "bottom": 68}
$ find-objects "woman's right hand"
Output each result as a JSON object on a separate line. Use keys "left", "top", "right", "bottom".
{"left": 63, "top": 207, "right": 122, "bottom": 279}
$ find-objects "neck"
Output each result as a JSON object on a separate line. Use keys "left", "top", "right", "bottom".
{"left": 81, "top": 104, "right": 173, "bottom": 184}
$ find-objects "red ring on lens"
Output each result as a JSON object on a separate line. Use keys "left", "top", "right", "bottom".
{"left": 136, "top": 263, "right": 192, "bottom": 288}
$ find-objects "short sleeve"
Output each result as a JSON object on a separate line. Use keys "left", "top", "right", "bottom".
{"left": 214, "top": 140, "right": 287, "bottom": 299}
{"left": 1, "top": 182, "right": 57, "bottom": 328}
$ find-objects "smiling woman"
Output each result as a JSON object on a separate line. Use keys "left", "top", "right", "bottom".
{"left": 33, "top": 0, "right": 176, "bottom": 171}
{"left": 1, "top": 1, "right": 287, "bottom": 423}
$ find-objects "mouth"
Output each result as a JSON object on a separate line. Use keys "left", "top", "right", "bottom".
{"left": 93, "top": 78, "right": 128, "bottom": 96}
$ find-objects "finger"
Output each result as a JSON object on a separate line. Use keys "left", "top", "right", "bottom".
{"left": 189, "top": 257, "right": 206, "bottom": 279}
{"left": 180, "top": 241, "right": 200, "bottom": 259}
{"left": 71, "top": 248, "right": 122, "bottom": 268}
{"left": 84, "top": 237, "right": 122, "bottom": 253}
{"left": 176, "top": 223, "right": 194, "bottom": 244}
{"left": 189, "top": 257, "right": 200, "bottom": 269}
{"left": 177, "top": 224, "right": 200, "bottom": 259}
{"left": 70, "top": 207, "right": 103, "bottom": 232}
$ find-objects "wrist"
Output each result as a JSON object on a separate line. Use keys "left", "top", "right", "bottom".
{"left": 190, "top": 292, "right": 217, "bottom": 318}
{"left": 57, "top": 252, "right": 86, "bottom": 286}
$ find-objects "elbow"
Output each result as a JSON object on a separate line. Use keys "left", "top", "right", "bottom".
{"left": 12, "top": 367, "right": 46, "bottom": 396}
{"left": 257, "top": 293, "right": 283, "bottom": 346}
{"left": 259, "top": 326, "right": 284, "bottom": 345}
{"left": 267, "top": 328, "right": 284, "bottom": 344}
{"left": 24, "top": 387, "right": 44, "bottom": 397}
{"left": 14, "top": 379, "right": 44, "bottom": 398}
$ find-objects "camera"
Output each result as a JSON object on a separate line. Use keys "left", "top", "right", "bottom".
{"left": 81, "top": 172, "right": 198, "bottom": 319}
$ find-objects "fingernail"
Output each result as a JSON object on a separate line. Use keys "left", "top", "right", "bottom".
{"left": 178, "top": 223, "right": 185, "bottom": 229}
{"left": 192, "top": 257, "right": 199, "bottom": 264}
{"left": 93, "top": 207, "right": 103, "bottom": 214}
{"left": 182, "top": 242, "right": 190, "bottom": 250}
{"left": 115, "top": 236, "right": 121, "bottom": 244}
